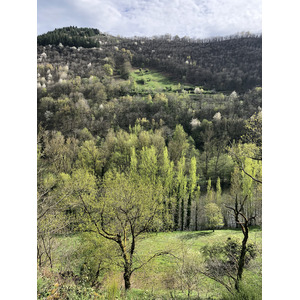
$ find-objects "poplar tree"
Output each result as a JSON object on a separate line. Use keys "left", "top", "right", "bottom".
{"left": 139, "top": 146, "right": 158, "bottom": 184}
{"left": 174, "top": 156, "right": 187, "bottom": 230}
{"left": 76, "top": 140, "right": 102, "bottom": 176}
{"left": 206, "top": 178, "right": 214, "bottom": 203}
{"left": 130, "top": 146, "right": 137, "bottom": 173}
{"left": 186, "top": 156, "right": 197, "bottom": 230}
{"left": 216, "top": 177, "right": 222, "bottom": 206}
{"left": 168, "top": 124, "right": 189, "bottom": 164}
{"left": 161, "top": 147, "right": 175, "bottom": 230}
{"left": 194, "top": 186, "right": 201, "bottom": 231}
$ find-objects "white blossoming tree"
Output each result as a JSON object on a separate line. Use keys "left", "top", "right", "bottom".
{"left": 190, "top": 118, "right": 201, "bottom": 129}
{"left": 194, "top": 87, "right": 203, "bottom": 94}
{"left": 213, "top": 112, "right": 222, "bottom": 121}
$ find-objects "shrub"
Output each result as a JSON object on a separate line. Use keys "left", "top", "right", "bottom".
{"left": 223, "top": 281, "right": 262, "bottom": 300}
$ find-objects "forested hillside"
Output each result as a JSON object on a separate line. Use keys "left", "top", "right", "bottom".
{"left": 37, "top": 27, "right": 262, "bottom": 299}
{"left": 38, "top": 27, "right": 261, "bottom": 92}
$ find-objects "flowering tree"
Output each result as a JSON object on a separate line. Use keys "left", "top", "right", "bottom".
{"left": 213, "top": 112, "right": 222, "bottom": 121}
{"left": 190, "top": 118, "right": 201, "bottom": 129}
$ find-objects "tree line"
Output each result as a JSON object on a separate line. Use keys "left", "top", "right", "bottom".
{"left": 38, "top": 26, "right": 101, "bottom": 48}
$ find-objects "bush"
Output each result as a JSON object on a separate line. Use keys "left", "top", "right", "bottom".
{"left": 37, "top": 277, "right": 101, "bottom": 300}
{"left": 58, "top": 284, "right": 100, "bottom": 299}
{"left": 223, "top": 282, "right": 262, "bottom": 300}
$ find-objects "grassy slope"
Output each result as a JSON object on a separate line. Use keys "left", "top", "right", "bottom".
{"left": 52, "top": 228, "right": 262, "bottom": 299}
{"left": 130, "top": 68, "right": 194, "bottom": 93}
{"left": 132, "top": 228, "right": 262, "bottom": 298}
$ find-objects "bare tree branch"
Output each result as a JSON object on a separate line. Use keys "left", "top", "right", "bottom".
{"left": 228, "top": 145, "right": 262, "bottom": 184}
{"left": 79, "top": 194, "right": 117, "bottom": 242}
{"left": 38, "top": 193, "right": 70, "bottom": 220}
{"left": 131, "top": 251, "right": 175, "bottom": 274}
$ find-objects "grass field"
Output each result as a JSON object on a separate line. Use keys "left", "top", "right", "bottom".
{"left": 39, "top": 228, "right": 261, "bottom": 299}
{"left": 130, "top": 68, "right": 194, "bottom": 94}
{"left": 132, "top": 228, "right": 262, "bottom": 298}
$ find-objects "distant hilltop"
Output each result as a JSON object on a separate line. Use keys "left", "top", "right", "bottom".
{"left": 37, "top": 26, "right": 109, "bottom": 48}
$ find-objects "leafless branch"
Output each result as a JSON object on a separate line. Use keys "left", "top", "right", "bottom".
{"left": 131, "top": 251, "right": 175, "bottom": 274}
{"left": 38, "top": 193, "right": 70, "bottom": 220}
{"left": 198, "top": 269, "right": 233, "bottom": 294}
{"left": 228, "top": 145, "right": 262, "bottom": 184}
{"left": 79, "top": 194, "right": 117, "bottom": 242}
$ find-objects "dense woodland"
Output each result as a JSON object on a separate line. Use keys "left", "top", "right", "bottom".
{"left": 37, "top": 27, "right": 262, "bottom": 299}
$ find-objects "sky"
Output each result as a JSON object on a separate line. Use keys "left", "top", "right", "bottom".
{"left": 37, "top": 0, "right": 261, "bottom": 38}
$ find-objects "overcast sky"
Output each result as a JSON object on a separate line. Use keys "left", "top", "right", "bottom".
{"left": 38, "top": 0, "right": 261, "bottom": 38}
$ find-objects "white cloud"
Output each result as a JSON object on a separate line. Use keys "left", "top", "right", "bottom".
{"left": 38, "top": 0, "right": 261, "bottom": 38}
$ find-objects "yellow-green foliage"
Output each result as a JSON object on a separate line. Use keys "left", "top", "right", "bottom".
{"left": 205, "top": 202, "right": 224, "bottom": 230}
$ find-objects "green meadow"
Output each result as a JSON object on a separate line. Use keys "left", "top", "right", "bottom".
{"left": 130, "top": 68, "right": 194, "bottom": 94}
{"left": 39, "top": 228, "right": 262, "bottom": 299}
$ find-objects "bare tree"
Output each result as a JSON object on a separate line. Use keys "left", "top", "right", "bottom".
{"left": 225, "top": 195, "right": 256, "bottom": 290}
{"left": 199, "top": 195, "right": 257, "bottom": 294}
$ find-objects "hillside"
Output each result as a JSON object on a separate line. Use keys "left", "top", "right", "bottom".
{"left": 38, "top": 27, "right": 261, "bottom": 92}
{"left": 37, "top": 27, "right": 262, "bottom": 299}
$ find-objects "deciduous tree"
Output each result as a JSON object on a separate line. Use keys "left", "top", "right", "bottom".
{"left": 186, "top": 156, "right": 197, "bottom": 230}
{"left": 204, "top": 203, "right": 223, "bottom": 232}
{"left": 70, "top": 169, "right": 166, "bottom": 290}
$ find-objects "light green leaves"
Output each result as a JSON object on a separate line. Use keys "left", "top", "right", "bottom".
{"left": 205, "top": 203, "right": 224, "bottom": 230}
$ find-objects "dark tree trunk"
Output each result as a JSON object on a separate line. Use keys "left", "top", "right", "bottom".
{"left": 205, "top": 151, "right": 209, "bottom": 179}
{"left": 92, "top": 261, "right": 102, "bottom": 287}
{"left": 195, "top": 200, "right": 198, "bottom": 231}
{"left": 234, "top": 195, "right": 240, "bottom": 229}
{"left": 226, "top": 195, "right": 254, "bottom": 292}
{"left": 186, "top": 193, "right": 191, "bottom": 230}
{"left": 235, "top": 225, "right": 249, "bottom": 290}
{"left": 168, "top": 200, "right": 173, "bottom": 231}
{"left": 124, "top": 264, "right": 131, "bottom": 290}
{"left": 41, "top": 235, "right": 53, "bottom": 269}
{"left": 162, "top": 199, "right": 167, "bottom": 230}
{"left": 37, "top": 245, "right": 43, "bottom": 268}
{"left": 181, "top": 198, "right": 184, "bottom": 231}
{"left": 174, "top": 195, "right": 180, "bottom": 230}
